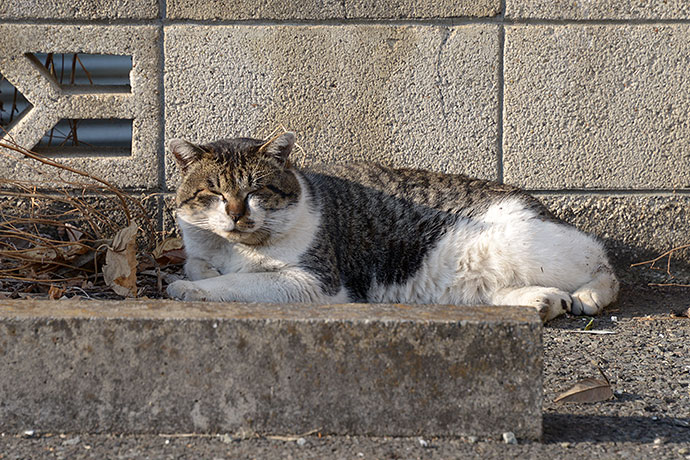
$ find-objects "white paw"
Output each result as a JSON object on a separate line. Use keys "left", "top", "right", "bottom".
{"left": 529, "top": 287, "right": 572, "bottom": 322}
{"left": 572, "top": 290, "right": 603, "bottom": 316}
{"left": 166, "top": 280, "right": 208, "bottom": 301}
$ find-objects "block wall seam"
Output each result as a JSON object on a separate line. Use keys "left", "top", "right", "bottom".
{"left": 496, "top": 24, "right": 505, "bottom": 183}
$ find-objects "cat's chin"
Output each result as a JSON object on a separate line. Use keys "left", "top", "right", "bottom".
{"left": 219, "top": 228, "right": 270, "bottom": 246}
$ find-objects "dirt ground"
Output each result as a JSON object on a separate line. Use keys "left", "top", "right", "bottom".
{"left": 0, "top": 283, "right": 688, "bottom": 459}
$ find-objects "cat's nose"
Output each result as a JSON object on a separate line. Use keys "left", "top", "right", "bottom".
{"left": 225, "top": 199, "right": 245, "bottom": 222}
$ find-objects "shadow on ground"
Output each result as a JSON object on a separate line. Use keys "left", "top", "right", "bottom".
{"left": 544, "top": 413, "right": 690, "bottom": 443}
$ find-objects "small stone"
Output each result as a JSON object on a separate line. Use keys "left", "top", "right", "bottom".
{"left": 560, "top": 442, "right": 570, "bottom": 448}
{"left": 63, "top": 436, "right": 80, "bottom": 446}
{"left": 502, "top": 432, "right": 517, "bottom": 445}
{"left": 467, "top": 436, "right": 478, "bottom": 444}
{"left": 678, "top": 447, "right": 689, "bottom": 455}
{"left": 615, "top": 389, "right": 624, "bottom": 395}
{"left": 653, "top": 437, "right": 664, "bottom": 445}
{"left": 610, "top": 316, "right": 618, "bottom": 322}
{"left": 418, "top": 438, "right": 429, "bottom": 448}
{"left": 22, "top": 430, "right": 36, "bottom": 438}
{"left": 219, "top": 434, "right": 233, "bottom": 444}
{"left": 296, "top": 437, "right": 307, "bottom": 447}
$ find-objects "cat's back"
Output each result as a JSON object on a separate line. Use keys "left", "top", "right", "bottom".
{"left": 303, "top": 162, "right": 553, "bottom": 220}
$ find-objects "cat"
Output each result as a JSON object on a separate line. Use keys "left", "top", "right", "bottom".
{"left": 166, "top": 132, "right": 619, "bottom": 322}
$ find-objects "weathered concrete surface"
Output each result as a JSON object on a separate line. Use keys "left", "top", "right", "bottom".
{"left": 345, "top": 0, "right": 501, "bottom": 18}
{"left": 540, "top": 193, "right": 690, "bottom": 267}
{"left": 166, "top": 0, "right": 345, "bottom": 20}
{"left": 0, "top": 25, "right": 162, "bottom": 189}
{"left": 0, "top": 0, "right": 159, "bottom": 19}
{"left": 504, "top": 25, "right": 690, "bottom": 190}
{"left": 505, "top": 0, "right": 690, "bottom": 20}
{"left": 166, "top": 0, "right": 501, "bottom": 19}
{"left": 164, "top": 25, "right": 500, "bottom": 188}
{"left": 0, "top": 300, "right": 542, "bottom": 438}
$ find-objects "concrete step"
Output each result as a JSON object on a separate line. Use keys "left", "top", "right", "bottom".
{"left": 0, "top": 300, "right": 542, "bottom": 438}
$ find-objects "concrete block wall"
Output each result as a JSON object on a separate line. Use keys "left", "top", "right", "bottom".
{"left": 1, "top": 1, "right": 689, "bottom": 270}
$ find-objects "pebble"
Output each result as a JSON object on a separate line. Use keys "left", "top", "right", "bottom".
{"left": 502, "top": 432, "right": 517, "bottom": 445}
{"left": 63, "top": 436, "right": 80, "bottom": 446}
{"left": 218, "top": 434, "right": 233, "bottom": 444}
{"left": 611, "top": 316, "right": 618, "bottom": 322}
{"left": 466, "top": 436, "right": 478, "bottom": 444}
{"left": 560, "top": 442, "right": 571, "bottom": 448}
{"left": 296, "top": 437, "right": 307, "bottom": 447}
{"left": 654, "top": 437, "right": 664, "bottom": 445}
{"left": 418, "top": 438, "right": 429, "bottom": 448}
{"left": 678, "top": 447, "right": 689, "bottom": 455}
{"left": 22, "top": 430, "right": 36, "bottom": 438}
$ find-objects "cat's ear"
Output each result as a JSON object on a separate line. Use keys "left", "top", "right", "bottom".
{"left": 260, "top": 132, "right": 295, "bottom": 167}
{"left": 169, "top": 139, "right": 204, "bottom": 173}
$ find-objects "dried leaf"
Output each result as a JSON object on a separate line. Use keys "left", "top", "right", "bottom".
{"left": 64, "top": 223, "right": 84, "bottom": 242}
{"left": 48, "top": 284, "right": 65, "bottom": 300}
{"left": 152, "top": 237, "right": 186, "bottom": 265}
{"left": 583, "top": 318, "right": 594, "bottom": 330}
{"left": 554, "top": 368, "right": 614, "bottom": 404}
{"left": 23, "top": 247, "right": 58, "bottom": 261}
{"left": 102, "top": 223, "right": 138, "bottom": 297}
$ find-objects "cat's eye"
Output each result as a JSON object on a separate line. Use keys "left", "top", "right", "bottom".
{"left": 197, "top": 188, "right": 223, "bottom": 199}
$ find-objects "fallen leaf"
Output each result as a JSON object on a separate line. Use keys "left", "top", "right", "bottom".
{"left": 583, "top": 317, "right": 594, "bottom": 330}
{"left": 102, "top": 223, "right": 138, "bottom": 297}
{"left": 152, "top": 237, "right": 186, "bottom": 265}
{"left": 554, "top": 368, "right": 614, "bottom": 403}
{"left": 48, "top": 285, "right": 65, "bottom": 300}
{"left": 64, "top": 223, "right": 84, "bottom": 242}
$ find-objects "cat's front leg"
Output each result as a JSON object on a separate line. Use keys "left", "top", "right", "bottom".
{"left": 166, "top": 279, "right": 209, "bottom": 301}
{"left": 167, "top": 270, "right": 323, "bottom": 303}
{"left": 184, "top": 257, "right": 221, "bottom": 281}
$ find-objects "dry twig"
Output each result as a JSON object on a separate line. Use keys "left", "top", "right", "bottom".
{"left": 0, "top": 138, "right": 160, "bottom": 295}
{"left": 630, "top": 244, "right": 690, "bottom": 287}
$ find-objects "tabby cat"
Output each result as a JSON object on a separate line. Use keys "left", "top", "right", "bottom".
{"left": 166, "top": 132, "right": 619, "bottom": 321}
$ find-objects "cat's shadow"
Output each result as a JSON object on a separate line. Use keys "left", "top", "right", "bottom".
{"left": 543, "top": 413, "right": 690, "bottom": 443}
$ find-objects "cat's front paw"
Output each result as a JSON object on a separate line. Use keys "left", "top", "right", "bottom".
{"left": 167, "top": 280, "right": 209, "bottom": 301}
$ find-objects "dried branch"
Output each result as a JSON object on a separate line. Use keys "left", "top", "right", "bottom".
{"left": 630, "top": 244, "right": 690, "bottom": 277}
{"left": 0, "top": 140, "right": 160, "bottom": 293}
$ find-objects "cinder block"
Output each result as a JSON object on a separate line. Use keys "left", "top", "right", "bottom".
{"left": 0, "top": 0, "right": 159, "bottom": 19}
{"left": 164, "top": 25, "right": 500, "bottom": 189}
{"left": 540, "top": 193, "right": 690, "bottom": 267}
{"left": 503, "top": 25, "right": 690, "bottom": 190}
{"left": 166, "top": 0, "right": 345, "bottom": 19}
{"left": 166, "top": 0, "right": 501, "bottom": 19}
{"left": 345, "top": 0, "right": 502, "bottom": 18}
{"left": 0, "top": 25, "right": 162, "bottom": 189}
{"left": 505, "top": 0, "right": 690, "bottom": 20}
{"left": 0, "top": 300, "right": 542, "bottom": 438}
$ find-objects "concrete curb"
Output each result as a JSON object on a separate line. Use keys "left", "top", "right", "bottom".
{"left": 0, "top": 300, "right": 542, "bottom": 438}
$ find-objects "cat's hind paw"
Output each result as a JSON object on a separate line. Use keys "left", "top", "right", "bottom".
{"left": 492, "top": 286, "right": 572, "bottom": 322}
{"left": 530, "top": 288, "right": 572, "bottom": 322}
{"left": 167, "top": 280, "right": 208, "bottom": 301}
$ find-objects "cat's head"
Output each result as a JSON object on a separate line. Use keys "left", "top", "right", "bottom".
{"left": 169, "top": 132, "right": 300, "bottom": 245}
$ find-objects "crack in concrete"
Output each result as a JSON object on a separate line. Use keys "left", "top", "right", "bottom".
{"left": 434, "top": 27, "right": 452, "bottom": 128}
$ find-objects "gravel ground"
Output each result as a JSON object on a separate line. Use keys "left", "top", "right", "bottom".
{"left": 0, "top": 284, "right": 688, "bottom": 459}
